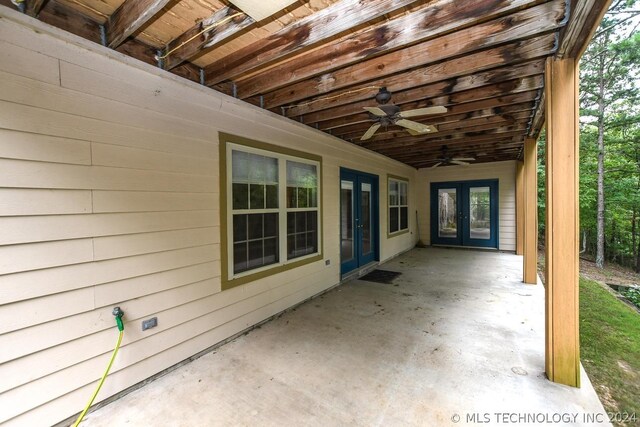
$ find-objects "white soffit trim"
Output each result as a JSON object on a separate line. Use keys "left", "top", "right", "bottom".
{"left": 229, "top": 0, "right": 298, "bottom": 21}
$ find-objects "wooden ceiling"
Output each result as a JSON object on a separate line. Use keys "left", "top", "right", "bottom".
{"left": 2, "top": 0, "right": 585, "bottom": 168}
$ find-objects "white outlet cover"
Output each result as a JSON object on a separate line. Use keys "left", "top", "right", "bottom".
{"left": 229, "top": 0, "right": 298, "bottom": 21}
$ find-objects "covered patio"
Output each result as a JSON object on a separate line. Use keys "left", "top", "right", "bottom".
{"left": 82, "top": 248, "right": 607, "bottom": 426}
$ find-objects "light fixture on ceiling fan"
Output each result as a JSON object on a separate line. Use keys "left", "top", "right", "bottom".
{"left": 360, "top": 87, "right": 447, "bottom": 140}
{"left": 430, "top": 145, "right": 475, "bottom": 169}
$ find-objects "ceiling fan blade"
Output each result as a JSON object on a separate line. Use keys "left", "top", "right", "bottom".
{"left": 430, "top": 162, "right": 443, "bottom": 169}
{"left": 450, "top": 160, "right": 470, "bottom": 166}
{"left": 363, "top": 106, "right": 388, "bottom": 117}
{"left": 398, "top": 106, "right": 447, "bottom": 118}
{"left": 452, "top": 157, "right": 475, "bottom": 161}
{"left": 396, "top": 119, "right": 434, "bottom": 133}
{"left": 360, "top": 123, "right": 381, "bottom": 140}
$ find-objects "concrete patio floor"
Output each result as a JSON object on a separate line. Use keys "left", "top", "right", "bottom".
{"left": 83, "top": 248, "right": 610, "bottom": 427}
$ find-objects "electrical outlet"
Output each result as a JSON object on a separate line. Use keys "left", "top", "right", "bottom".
{"left": 142, "top": 317, "right": 158, "bottom": 331}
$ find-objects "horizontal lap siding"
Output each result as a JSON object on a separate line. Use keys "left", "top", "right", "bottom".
{"left": 0, "top": 9, "right": 417, "bottom": 426}
{"left": 416, "top": 161, "right": 517, "bottom": 251}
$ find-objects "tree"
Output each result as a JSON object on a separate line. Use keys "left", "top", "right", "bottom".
{"left": 579, "top": 1, "right": 640, "bottom": 269}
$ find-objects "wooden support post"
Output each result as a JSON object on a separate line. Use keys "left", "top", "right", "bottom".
{"left": 523, "top": 139, "right": 538, "bottom": 283}
{"left": 544, "top": 56, "right": 580, "bottom": 387}
{"left": 516, "top": 161, "right": 525, "bottom": 255}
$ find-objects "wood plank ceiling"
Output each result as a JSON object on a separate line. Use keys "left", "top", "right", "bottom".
{"left": 1, "top": 0, "right": 573, "bottom": 168}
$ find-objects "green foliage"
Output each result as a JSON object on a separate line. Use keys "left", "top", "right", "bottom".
{"left": 573, "top": 0, "right": 640, "bottom": 268}
{"left": 580, "top": 278, "right": 640, "bottom": 422}
{"left": 622, "top": 286, "right": 640, "bottom": 308}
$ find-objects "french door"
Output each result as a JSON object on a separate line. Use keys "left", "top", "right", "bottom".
{"left": 430, "top": 180, "right": 498, "bottom": 248}
{"left": 340, "top": 169, "right": 379, "bottom": 275}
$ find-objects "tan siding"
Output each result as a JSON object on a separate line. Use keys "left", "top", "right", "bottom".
{"left": 0, "top": 128, "right": 91, "bottom": 165}
{"left": 0, "top": 188, "right": 92, "bottom": 216}
{"left": 0, "top": 9, "right": 417, "bottom": 425}
{"left": 416, "top": 161, "right": 517, "bottom": 251}
{"left": 0, "top": 40, "right": 60, "bottom": 85}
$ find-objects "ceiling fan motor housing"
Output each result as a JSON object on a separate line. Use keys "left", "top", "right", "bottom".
{"left": 375, "top": 87, "right": 392, "bottom": 104}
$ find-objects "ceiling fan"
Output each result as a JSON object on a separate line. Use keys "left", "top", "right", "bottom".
{"left": 360, "top": 87, "right": 447, "bottom": 141}
{"left": 430, "top": 146, "right": 475, "bottom": 169}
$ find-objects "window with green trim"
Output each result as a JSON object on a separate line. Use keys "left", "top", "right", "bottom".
{"left": 389, "top": 177, "right": 409, "bottom": 234}
{"left": 227, "top": 142, "right": 321, "bottom": 278}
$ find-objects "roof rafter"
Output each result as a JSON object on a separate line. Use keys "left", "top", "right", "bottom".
{"left": 235, "top": 0, "right": 548, "bottom": 98}
{"left": 106, "top": 0, "right": 172, "bottom": 49}
{"left": 263, "top": 31, "right": 560, "bottom": 109}
{"left": 162, "top": 5, "right": 254, "bottom": 71}
{"left": 203, "top": 0, "right": 420, "bottom": 86}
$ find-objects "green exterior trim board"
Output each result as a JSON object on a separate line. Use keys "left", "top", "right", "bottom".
{"left": 387, "top": 174, "right": 410, "bottom": 239}
{"left": 219, "top": 132, "right": 324, "bottom": 291}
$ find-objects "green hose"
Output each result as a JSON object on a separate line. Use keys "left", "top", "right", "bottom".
{"left": 72, "top": 307, "right": 125, "bottom": 427}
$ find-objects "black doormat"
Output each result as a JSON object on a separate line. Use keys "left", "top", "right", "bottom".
{"left": 360, "top": 269, "right": 402, "bottom": 284}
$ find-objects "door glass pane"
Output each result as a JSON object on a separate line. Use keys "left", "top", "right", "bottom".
{"left": 361, "top": 182, "right": 372, "bottom": 255}
{"left": 469, "top": 186, "right": 491, "bottom": 240}
{"left": 341, "top": 180, "right": 354, "bottom": 262}
{"left": 438, "top": 188, "right": 457, "bottom": 238}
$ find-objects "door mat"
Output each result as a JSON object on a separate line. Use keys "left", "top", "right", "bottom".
{"left": 360, "top": 269, "right": 402, "bottom": 284}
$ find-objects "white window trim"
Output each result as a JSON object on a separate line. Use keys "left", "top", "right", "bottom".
{"left": 388, "top": 177, "right": 409, "bottom": 235}
{"left": 226, "top": 142, "right": 322, "bottom": 280}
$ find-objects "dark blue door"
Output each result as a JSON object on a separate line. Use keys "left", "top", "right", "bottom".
{"left": 340, "top": 169, "right": 379, "bottom": 275}
{"left": 430, "top": 180, "right": 498, "bottom": 248}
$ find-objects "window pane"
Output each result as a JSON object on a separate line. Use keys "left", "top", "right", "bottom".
{"left": 249, "top": 153, "right": 266, "bottom": 181}
{"left": 287, "top": 161, "right": 317, "bottom": 187}
{"left": 248, "top": 214, "right": 263, "bottom": 240}
{"left": 287, "top": 212, "right": 295, "bottom": 234}
{"left": 249, "top": 184, "right": 265, "bottom": 209}
{"left": 232, "top": 183, "right": 248, "bottom": 210}
{"left": 295, "top": 211, "right": 306, "bottom": 233}
{"left": 390, "top": 206, "right": 399, "bottom": 233}
{"left": 287, "top": 186, "right": 297, "bottom": 208}
{"left": 263, "top": 238, "right": 278, "bottom": 264}
{"left": 287, "top": 210, "right": 318, "bottom": 260}
{"left": 400, "top": 207, "right": 408, "bottom": 230}
{"left": 232, "top": 150, "right": 249, "bottom": 181}
{"left": 233, "top": 215, "right": 247, "bottom": 242}
{"left": 389, "top": 180, "right": 398, "bottom": 206}
{"left": 266, "top": 184, "right": 278, "bottom": 209}
{"left": 309, "top": 188, "right": 318, "bottom": 208}
{"left": 233, "top": 242, "right": 247, "bottom": 274}
{"left": 399, "top": 182, "right": 408, "bottom": 206}
{"left": 264, "top": 213, "right": 278, "bottom": 238}
{"left": 297, "top": 187, "right": 308, "bottom": 208}
{"left": 247, "top": 240, "right": 263, "bottom": 269}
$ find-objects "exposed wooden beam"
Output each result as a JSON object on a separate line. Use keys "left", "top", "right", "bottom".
{"left": 263, "top": 32, "right": 559, "bottom": 109}
{"left": 313, "top": 77, "right": 543, "bottom": 134}
{"left": 286, "top": 60, "right": 545, "bottom": 118}
{"left": 35, "top": 0, "right": 201, "bottom": 84}
{"left": 37, "top": 0, "right": 101, "bottom": 43}
{"left": 544, "top": 56, "right": 580, "bottom": 387}
{"left": 328, "top": 102, "right": 535, "bottom": 140}
{"left": 410, "top": 145, "right": 524, "bottom": 168}
{"left": 557, "top": 0, "right": 613, "bottom": 59}
{"left": 26, "top": 0, "right": 46, "bottom": 17}
{"left": 302, "top": 73, "right": 543, "bottom": 125}
{"left": 365, "top": 126, "right": 528, "bottom": 152}
{"left": 235, "top": 0, "right": 546, "bottom": 98}
{"left": 105, "top": 0, "right": 171, "bottom": 49}
{"left": 528, "top": 90, "right": 546, "bottom": 138}
{"left": 341, "top": 113, "right": 532, "bottom": 142}
{"left": 162, "top": 5, "right": 254, "bottom": 71}
{"left": 203, "top": 0, "right": 420, "bottom": 86}
{"left": 319, "top": 90, "right": 540, "bottom": 131}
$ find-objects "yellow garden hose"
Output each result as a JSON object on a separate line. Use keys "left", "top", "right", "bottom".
{"left": 73, "top": 307, "right": 125, "bottom": 427}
